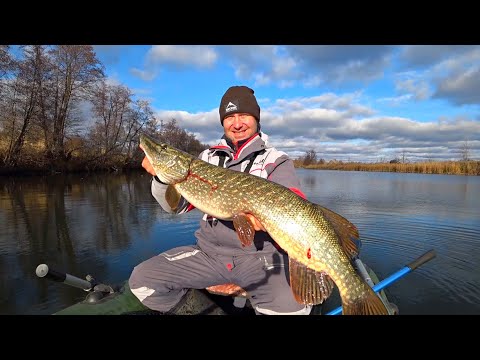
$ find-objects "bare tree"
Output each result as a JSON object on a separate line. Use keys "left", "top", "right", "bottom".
{"left": 90, "top": 82, "right": 132, "bottom": 155}
{"left": 87, "top": 83, "right": 156, "bottom": 167}
{"left": 0, "top": 45, "right": 14, "bottom": 162}
{"left": 302, "top": 149, "right": 318, "bottom": 166}
{"left": 155, "top": 119, "right": 207, "bottom": 155}
{"left": 2, "top": 46, "right": 48, "bottom": 166}
{"left": 123, "top": 99, "right": 156, "bottom": 163}
{"left": 43, "top": 45, "right": 104, "bottom": 163}
{"left": 0, "top": 45, "right": 14, "bottom": 79}
{"left": 461, "top": 140, "right": 470, "bottom": 161}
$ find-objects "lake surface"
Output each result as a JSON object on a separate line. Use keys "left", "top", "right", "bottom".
{"left": 0, "top": 169, "right": 479, "bottom": 315}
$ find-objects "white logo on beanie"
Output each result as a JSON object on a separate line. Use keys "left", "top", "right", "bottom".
{"left": 225, "top": 102, "right": 237, "bottom": 113}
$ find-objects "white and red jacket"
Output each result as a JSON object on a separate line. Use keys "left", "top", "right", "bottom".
{"left": 151, "top": 131, "right": 306, "bottom": 256}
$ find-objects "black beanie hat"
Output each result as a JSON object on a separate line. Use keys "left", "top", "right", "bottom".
{"left": 219, "top": 85, "right": 260, "bottom": 124}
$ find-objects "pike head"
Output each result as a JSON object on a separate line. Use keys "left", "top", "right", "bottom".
{"left": 139, "top": 134, "right": 193, "bottom": 184}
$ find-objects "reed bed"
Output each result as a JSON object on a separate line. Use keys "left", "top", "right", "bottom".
{"left": 293, "top": 160, "right": 480, "bottom": 176}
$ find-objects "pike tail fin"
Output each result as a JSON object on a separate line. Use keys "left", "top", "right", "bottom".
{"left": 342, "top": 285, "right": 390, "bottom": 315}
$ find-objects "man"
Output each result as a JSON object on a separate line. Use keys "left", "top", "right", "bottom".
{"left": 129, "top": 85, "right": 312, "bottom": 315}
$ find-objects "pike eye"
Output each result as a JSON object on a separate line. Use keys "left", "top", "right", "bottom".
{"left": 160, "top": 144, "right": 167, "bottom": 150}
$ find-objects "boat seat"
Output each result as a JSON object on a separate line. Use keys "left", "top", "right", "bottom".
{"left": 206, "top": 283, "right": 247, "bottom": 298}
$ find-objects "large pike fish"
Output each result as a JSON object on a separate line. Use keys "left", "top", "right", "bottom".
{"left": 140, "top": 134, "right": 389, "bottom": 315}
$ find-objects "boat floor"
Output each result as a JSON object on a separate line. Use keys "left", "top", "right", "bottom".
{"left": 122, "top": 289, "right": 324, "bottom": 315}
{"left": 54, "top": 263, "right": 395, "bottom": 315}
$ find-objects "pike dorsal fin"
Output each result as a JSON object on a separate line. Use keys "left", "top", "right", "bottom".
{"left": 314, "top": 204, "right": 360, "bottom": 259}
{"left": 232, "top": 213, "right": 255, "bottom": 247}
{"left": 165, "top": 184, "right": 182, "bottom": 212}
{"left": 289, "top": 257, "right": 335, "bottom": 305}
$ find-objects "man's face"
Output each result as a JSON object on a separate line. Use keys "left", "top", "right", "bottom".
{"left": 223, "top": 113, "right": 258, "bottom": 143}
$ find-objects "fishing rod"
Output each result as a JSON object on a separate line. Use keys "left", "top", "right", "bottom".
{"left": 326, "top": 248, "right": 436, "bottom": 315}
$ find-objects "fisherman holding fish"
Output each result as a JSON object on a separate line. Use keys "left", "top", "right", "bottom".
{"left": 129, "top": 85, "right": 313, "bottom": 315}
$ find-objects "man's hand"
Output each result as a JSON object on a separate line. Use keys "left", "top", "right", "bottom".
{"left": 246, "top": 213, "right": 266, "bottom": 232}
{"left": 139, "top": 145, "right": 156, "bottom": 176}
{"left": 142, "top": 156, "right": 156, "bottom": 176}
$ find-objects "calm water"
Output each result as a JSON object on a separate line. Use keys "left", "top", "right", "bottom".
{"left": 0, "top": 169, "right": 478, "bottom": 315}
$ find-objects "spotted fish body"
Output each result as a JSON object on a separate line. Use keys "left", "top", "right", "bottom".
{"left": 140, "top": 134, "right": 389, "bottom": 315}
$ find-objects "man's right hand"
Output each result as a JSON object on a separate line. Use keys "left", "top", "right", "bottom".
{"left": 142, "top": 156, "right": 156, "bottom": 176}
{"left": 139, "top": 145, "right": 156, "bottom": 176}
{"left": 245, "top": 213, "right": 266, "bottom": 232}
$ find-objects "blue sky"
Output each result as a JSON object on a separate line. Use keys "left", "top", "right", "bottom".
{"left": 93, "top": 45, "right": 480, "bottom": 162}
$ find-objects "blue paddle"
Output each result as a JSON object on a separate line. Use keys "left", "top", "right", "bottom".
{"left": 327, "top": 249, "right": 436, "bottom": 315}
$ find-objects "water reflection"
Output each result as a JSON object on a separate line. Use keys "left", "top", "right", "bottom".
{"left": 1, "top": 170, "right": 479, "bottom": 315}
{"left": 0, "top": 172, "right": 201, "bottom": 314}
{"left": 297, "top": 169, "right": 480, "bottom": 315}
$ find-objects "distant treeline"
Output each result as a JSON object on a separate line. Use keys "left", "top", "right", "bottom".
{"left": 293, "top": 148, "right": 479, "bottom": 175}
{"left": 293, "top": 158, "right": 480, "bottom": 176}
{"left": 0, "top": 45, "right": 207, "bottom": 175}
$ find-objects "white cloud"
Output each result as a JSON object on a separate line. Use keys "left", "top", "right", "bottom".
{"left": 153, "top": 92, "right": 480, "bottom": 162}
{"left": 130, "top": 67, "right": 158, "bottom": 81}
{"left": 133, "top": 45, "right": 480, "bottom": 162}
{"left": 395, "top": 79, "right": 430, "bottom": 101}
{"left": 146, "top": 45, "right": 218, "bottom": 68}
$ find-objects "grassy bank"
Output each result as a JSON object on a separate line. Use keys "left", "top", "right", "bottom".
{"left": 1, "top": 147, "right": 479, "bottom": 177}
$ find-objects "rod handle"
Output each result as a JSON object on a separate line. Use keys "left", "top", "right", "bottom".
{"left": 36, "top": 264, "right": 93, "bottom": 291}
{"left": 407, "top": 249, "right": 436, "bottom": 271}
{"left": 36, "top": 264, "right": 66, "bottom": 282}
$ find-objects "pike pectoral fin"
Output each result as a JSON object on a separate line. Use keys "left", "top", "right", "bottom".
{"left": 289, "top": 257, "right": 335, "bottom": 305}
{"left": 165, "top": 185, "right": 182, "bottom": 212}
{"left": 232, "top": 213, "right": 255, "bottom": 247}
{"left": 315, "top": 204, "right": 360, "bottom": 259}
